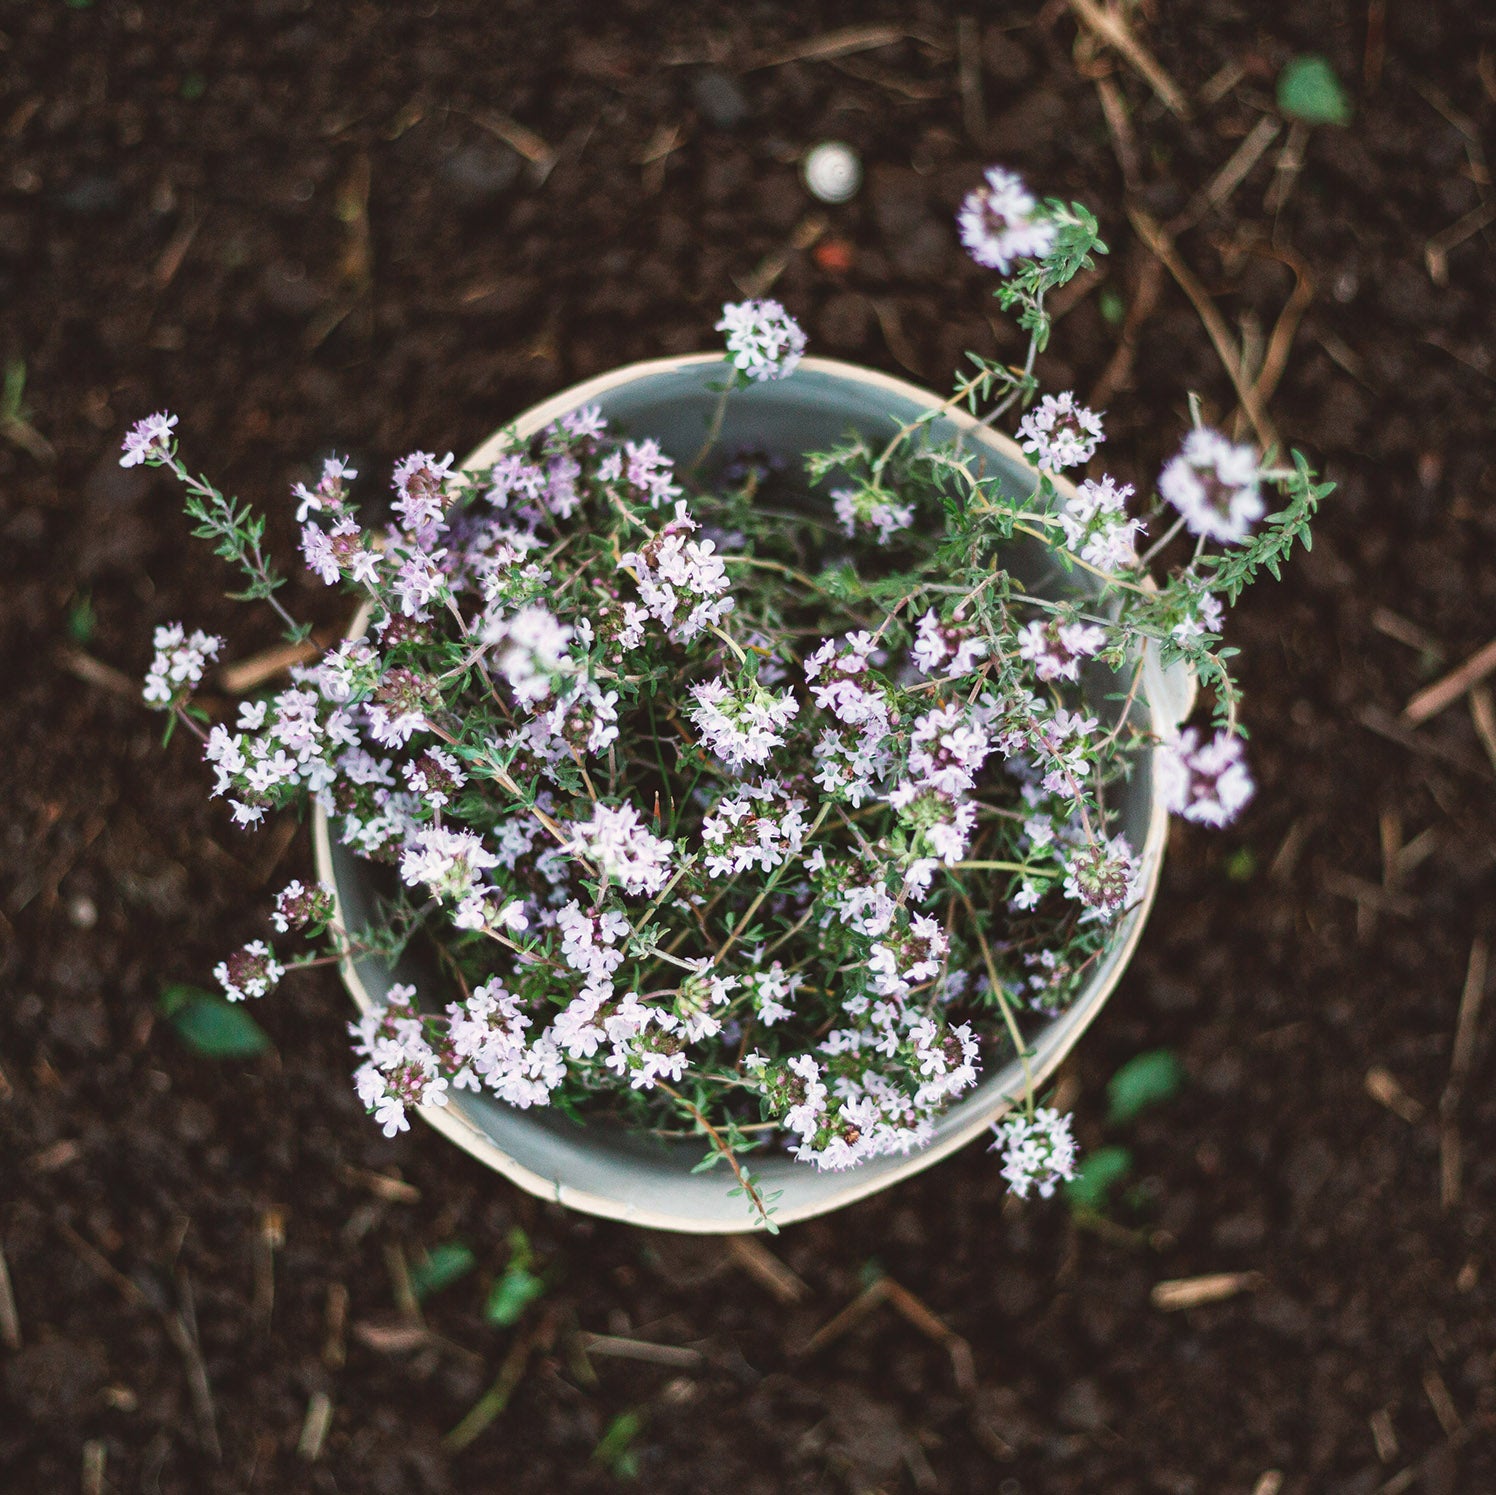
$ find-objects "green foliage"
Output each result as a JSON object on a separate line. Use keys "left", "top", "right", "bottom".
{"left": 410, "top": 1242, "right": 477, "bottom": 1302}
{"left": 592, "top": 1411, "right": 644, "bottom": 1479}
{"left": 1064, "top": 1144, "right": 1133, "bottom": 1212}
{"left": 484, "top": 1229, "right": 547, "bottom": 1326}
{"left": 159, "top": 985, "right": 271, "bottom": 1058}
{"left": 1277, "top": 54, "right": 1352, "bottom": 127}
{"left": 1224, "top": 846, "right": 1257, "bottom": 883}
{"left": 65, "top": 591, "right": 96, "bottom": 646}
{"left": 1105, "top": 1049, "right": 1184, "bottom": 1125}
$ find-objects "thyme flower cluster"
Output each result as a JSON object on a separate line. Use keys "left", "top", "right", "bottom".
{"left": 133, "top": 167, "right": 1326, "bottom": 1220}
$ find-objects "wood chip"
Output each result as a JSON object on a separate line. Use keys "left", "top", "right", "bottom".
{"left": 1370, "top": 1406, "right": 1400, "bottom": 1463}
{"left": 297, "top": 1390, "right": 334, "bottom": 1461}
{"left": 467, "top": 107, "right": 557, "bottom": 174}
{"left": 1469, "top": 686, "right": 1496, "bottom": 772}
{"left": 1402, "top": 636, "right": 1496, "bottom": 725}
{"left": 1322, "top": 869, "right": 1418, "bottom": 920}
{"left": 1151, "top": 1271, "right": 1263, "bottom": 1311}
{"left": 957, "top": 16, "right": 986, "bottom": 145}
{"left": 1356, "top": 704, "right": 1492, "bottom": 777}
{"left": 1365, "top": 1067, "right": 1424, "bottom": 1125}
{"left": 581, "top": 1332, "right": 703, "bottom": 1368}
{"left": 56, "top": 645, "right": 139, "bottom": 700}
{"left": 0, "top": 1242, "right": 20, "bottom": 1350}
{"left": 352, "top": 1318, "right": 431, "bottom": 1354}
{"left": 726, "top": 1234, "right": 809, "bottom": 1303}
{"left": 28, "top": 1138, "right": 82, "bottom": 1172}
{"left": 1173, "top": 116, "right": 1281, "bottom": 235}
{"left": 744, "top": 24, "right": 909, "bottom": 72}
{"left": 1251, "top": 1474, "right": 1284, "bottom": 1495}
{"left": 1439, "top": 938, "right": 1489, "bottom": 1211}
{"left": 323, "top": 1282, "right": 348, "bottom": 1369}
{"left": 1422, "top": 1365, "right": 1462, "bottom": 1436}
{"left": 1448, "top": 937, "right": 1490, "bottom": 1088}
{"left": 1372, "top": 607, "right": 1445, "bottom": 657}
{"left": 82, "top": 1440, "right": 107, "bottom": 1495}
{"left": 219, "top": 639, "right": 321, "bottom": 694}
{"left": 1066, "top": 0, "right": 1190, "bottom": 117}
{"left": 1425, "top": 199, "right": 1496, "bottom": 287}
{"left": 340, "top": 1164, "right": 422, "bottom": 1203}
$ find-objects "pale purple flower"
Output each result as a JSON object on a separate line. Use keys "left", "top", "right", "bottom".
{"left": 832, "top": 485, "right": 914, "bottom": 545}
{"left": 1016, "top": 618, "right": 1107, "bottom": 682}
{"left": 1018, "top": 392, "right": 1104, "bottom": 471}
{"left": 690, "top": 675, "right": 800, "bottom": 770}
{"left": 1158, "top": 428, "right": 1264, "bottom": 545}
{"left": 957, "top": 166, "right": 1056, "bottom": 273}
{"left": 214, "top": 939, "right": 284, "bottom": 1002}
{"left": 717, "top": 299, "right": 807, "bottom": 382}
{"left": 561, "top": 403, "right": 606, "bottom": 439}
{"left": 120, "top": 411, "right": 178, "bottom": 467}
{"left": 1158, "top": 728, "right": 1255, "bottom": 827}
{"left": 1062, "top": 834, "right": 1139, "bottom": 918}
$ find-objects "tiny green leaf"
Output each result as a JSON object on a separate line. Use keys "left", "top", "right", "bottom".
{"left": 1277, "top": 54, "right": 1352, "bottom": 127}
{"left": 1106, "top": 1049, "right": 1185, "bottom": 1125}
{"left": 410, "top": 1242, "right": 476, "bottom": 1302}
{"left": 1064, "top": 1144, "right": 1133, "bottom": 1213}
{"left": 484, "top": 1228, "right": 546, "bottom": 1326}
{"left": 592, "top": 1410, "right": 644, "bottom": 1478}
{"left": 1224, "top": 846, "right": 1258, "bottom": 883}
{"left": 159, "top": 985, "right": 271, "bottom": 1058}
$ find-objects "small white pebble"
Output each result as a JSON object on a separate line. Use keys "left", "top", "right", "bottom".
{"left": 67, "top": 895, "right": 98, "bottom": 930}
{"left": 802, "top": 141, "right": 861, "bottom": 204}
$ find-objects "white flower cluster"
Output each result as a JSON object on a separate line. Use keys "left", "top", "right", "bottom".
{"left": 213, "top": 939, "right": 284, "bottom": 1003}
{"left": 120, "top": 410, "right": 178, "bottom": 467}
{"left": 990, "top": 1106, "right": 1077, "bottom": 1198}
{"left": 565, "top": 801, "right": 674, "bottom": 897}
{"left": 1159, "top": 427, "right": 1265, "bottom": 545}
{"left": 619, "top": 501, "right": 734, "bottom": 644}
{"left": 688, "top": 675, "right": 800, "bottom": 770}
{"left": 1017, "top": 392, "right": 1104, "bottom": 472}
{"left": 351, "top": 984, "right": 450, "bottom": 1137}
{"left": 701, "top": 778, "right": 810, "bottom": 878}
{"left": 1055, "top": 475, "right": 1144, "bottom": 572}
{"left": 957, "top": 166, "right": 1057, "bottom": 273}
{"left": 142, "top": 622, "right": 223, "bottom": 709}
{"left": 716, "top": 298, "right": 807, "bottom": 382}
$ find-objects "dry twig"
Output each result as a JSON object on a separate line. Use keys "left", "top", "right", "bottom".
{"left": 1402, "top": 637, "right": 1496, "bottom": 725}
{"left": 1440, "top": 939, "right": 1490, "bottom": 1210}
{"left": 0, "top": 1241, "right": 20, "bottom": 1350}
{"left": 1127, "top": 206, "right": 1279, "bottom": 451}
{"left": 726, "top": 1234, "right": 809, "bottom": 1303}
{"left": 1150, "top": 1271, "right": 1263, "bottom": 1311}
{"left": 1365, "top": 1067, "right": 1424, "bottom": 1125}
{"left": 297, "top": 1391, "right": 335, "bottom": 1461}
{"left": 1065, "top": 0, "right": 1190, "bottom": 117}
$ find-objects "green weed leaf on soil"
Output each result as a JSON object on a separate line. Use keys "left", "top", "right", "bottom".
{"left": 1065, "top": 1144, "right": 1133, "bottom": 1213}
{"left": 1277, "top": 54, "right": 1352, "bottom": 126}
{"left": 410, "top": 1242, "right": 477, "bottom": 1302}
{"left": 159, "top": 985, "right": 271, "bottom": 1058}
{"left": 1106, "top": 1049, "right": 1185, "bottom": 1125}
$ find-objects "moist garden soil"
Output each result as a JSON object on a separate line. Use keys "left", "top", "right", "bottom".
{"left": 3, "top": 2, "right": 1496, "bottom": 1491}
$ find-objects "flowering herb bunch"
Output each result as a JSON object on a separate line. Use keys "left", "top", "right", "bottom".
{"left": 131, "top": 164, "right": 1327, "bottom": 1226}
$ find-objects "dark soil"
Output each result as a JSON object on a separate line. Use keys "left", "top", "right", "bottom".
{"left": 4, "top": 3, "right": 1496, "bottom": 1491}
